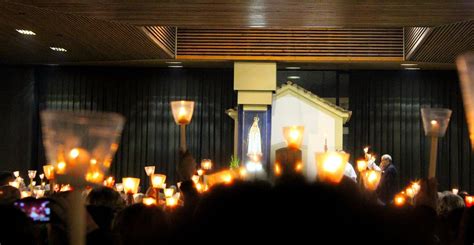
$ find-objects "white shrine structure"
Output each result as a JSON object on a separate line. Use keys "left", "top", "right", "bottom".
{"left": 271, "top": 82, "right": 352, "bottom": 181}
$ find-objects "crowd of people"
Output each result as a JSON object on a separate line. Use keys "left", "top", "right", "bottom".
{"left": 0, "top": 154, "right": 473, "bottom": 245}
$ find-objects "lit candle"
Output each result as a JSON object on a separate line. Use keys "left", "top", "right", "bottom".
{"left": 357, "top": 160, "right": 368, "bottom": 172}
{"left": 151, "top": 174, "right": 166, "bottom": 188}
{"left": 142, "top": 197, "right": 157, "bottom": 206}
{"left": 28, "top": 170, "right": 37, "bottom": 180}
{"left": 316, "top": 151, "right": 350, "bottom": 184}
{"left": 191, "top": 175, "right": 200, "bottom": 185}
{"left": 144, "top": 166, "right": 155, "bottom": 176}
{"left": 197, "top": 169, "right": 204, "bottom": 176}
{"left": 274, "top": 163, "right": 282, "bottom": 176}
{"left": 43, "top": 165, "right": 55, "bottom": 180}
{"left": 13, "top": 171, "right": 19, "bottom": 178}
{"left": 411, "top": 181, "right": 421, "bottom": 195}
{"left": 362, "top": 170, "right": 382, "bottom": 191}
{"left": 295, "top": 162, "right": 303, "bottom": 172}
{"left": 122, "top": 177, "right": 140, "bottom": 194}
{"left": 9, "top": 181, "right": 19, "bottom": 189}
{"left": 85, "top": 169, "right": 104, "bottom": 183}
{"left": 21, "top": 191, "right": 31, "bottom": 199}
{"left": 452, "top": 188, "right": 459, "bottom": 195}
{"left": 201, "top": 159, "right": 213, "bottom": 170}
{"left": 406, "top": 187, "right": 415, "bottom": 198}
{"left": 283, "top": 126, "right": 304, "bottom": 149}
{"left": 171, "top": 101, "right": 195, "bottom": 125}
{"left": 103, "top": 176, "right": 115, "bottom": 187}
{"left": 164, "top": 188, "right": 175, "bottom": 198}
{"left": 115, "top": 183, "right": 124, "bottom": 192}
{"left": 394, "top": 193, "right": 406, "bottom": 207}
{"left": 466, "top": 196, "right": 474, "bottom": 208}
{"left": 166, "top": 197, "right": 178, "bottom": 207}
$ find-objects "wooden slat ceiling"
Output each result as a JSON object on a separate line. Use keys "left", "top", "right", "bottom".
{"left": 0, "top": 2, "right": 175, "bottom": 64}
{"left": 407, "top": 21, "right": 474, "bottom": 63}
{"left": 7, "top": 0, "right": 474, "bottom": 28}
{"left": 177, "top": 28, "right": 404, "bottom": 61}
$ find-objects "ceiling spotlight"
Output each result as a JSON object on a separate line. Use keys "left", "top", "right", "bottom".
{"left": 285, "top": 66, "right": 301, "bottom": 70}
{"left": 166, "top": 61, "right": 182, "bottom": 64}
{"left": 404, "top": 67, "right": 421, "bottom": 70}
{"left": 401, "top": 63, "right": 417, "bottom": 66}
{"left": 168, "top": 65, "right": 183, "bottom": 68}
{"left": 287, "top": 76, "right": 300, "bottom": 79}
{"left": 50, "top": 47, "right": 67, "bottom": 52}
{"left": 249, "top": 25, "right": 265, "bottom": 28}
{"left": 16, "top": 29, "right": 36, "bottom": 35}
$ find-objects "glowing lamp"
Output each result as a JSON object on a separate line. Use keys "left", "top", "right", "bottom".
{"left": 122, "top": 177, "right": 140, "bottom": 194}
{"left": 40, "top": 110, "right": 125, "bottom": 187}
{"left": 13, "top": 171, "right": 19, "bottom": 178}
{"left": 315, "top": 151, "right": 350, "bottom": 184}
{"left": 151, "top": 174, "right": 166, "bottom": 188}
{"left": 411, "top": 181, "right": 421, "bottom": 195}
{"left": 465, "top": 196, "right": 474, "bottom": 208}
{"left": 201, "top": 159, "right": 213, "bottom": 170}
{"left": 144, "top": 166, "right": 155, "bottom": 176}
{"left": 115, "top": 183, "right": 124, "bottom": 192}
{"left": 103, "top": 176, "right": 115, "bottom": 188}
{"left": 452, "top": 188, "right": 459, "bottom": 195}
{"left": 164, "top": 188, "right": 175, "bottom": 198}
{"left": 421, "top": 108, "right": 452, "bottom": 178}
{"left": 191, "top": 175, "right": 200, "bottom": 185}
{"left": 43, "top": 165, "right": 55, "bottom": 180}
{"left": 357, "top": 160, "right": 368, "bottom": 172}
{"left": 406, "top": 187, "right": 415, "bottom": 198}
{"left": 394, "top": 193, "right": 406, "bottom": 207}
{"left": 9, "top": 181, "right": 19, "bottom": 189}
{"left": 171, "top": 101, "right": 194, "bottom": 125}
{"left": 142, "top": 197, "right": 157, "bottom": 206}
{"left": 28, "top": 170, "right": 36, "bottom": 180}
{"left": 362, "top": 170, "right": 382, "bottom": 191}
{"left": 170, "top": 101, "right": 195, "bottom": 152}
{"left": 21, "top": 191, "right": 31, "bottom": 199}
{"left": 197, "top": 169, "right": 204, "bottom": 176}
{"left": 206, "top": 170, "right": 235, "bottom": 187}
{"left": 166, "top": 197, "right": 178, "bottom": 207}
{"left": 457, "top": 53, "right": 474, "bottom": 148}
{"left": 283, "top": 126, "right": 304, "bottom": 149}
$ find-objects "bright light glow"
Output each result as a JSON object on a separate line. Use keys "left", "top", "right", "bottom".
{"left": 144, "top": 166, "right": 155, "bottom": 176}
{"left": 69, "top": 149, "right": 80, "bottom": 159}
{"left": 164, "top": 188, "right": 175, "bottom": 198}
{"left": 452, "top": 188, "right": 459, "bottom": 195}
{"left": 57, "top": 161, "right": 66, "bottom": 173}
{"left": 405, "top": 67, "right": 421, "bottom": 70}
{"left": 115, "top": 183, "right": 124, "bottom": 192}
{"left": 363, "top": 147, "right": 369, "bottom": 153}
{"left": 151, "top": 174, "right": 166, "bottom": 188}
{"left": 166, "top": 197, "right": 178, "bottom": 207}
{"left": 295, "top": 163, "right": 303, "bottom": 172}
{"left": 287, "top": 76, "right": 300, "bottom": 80}
{"left": 274, "top": 163, "right": 281, "bottom": 175}
{"left": 90, "top": 159, "right": 97, "bottom": 165}
{"left": 323, "top": 155, "right": 342, "bottom": 173}
{"left": 50, "top": 47, "right": 67, "bottom": 52}
{"left": 9, "top": 181, "right": 19, "bottom": 189}
{"left": 406, "top": 187, "right": 415, "bottom": 198}
{"left": 201, "top": 159, "right": 213, "bottom": 170}
{"left": 16, "top": 29, "right": 36, "bottom": 35}
{"left": 394, "top": 194, "right": 406, "bottom": 206}
{"left": 411, "top": 181, "right": 421, "bottom": 194}
{"left": 197, "top": 169, "right": 204, "bottom": 176}
{"left": 13, "top": 171, "right": 19, "bottom": 178}
{"left": 285, "top": 67, "right": 300, "bottom": 70}
{"left": 357, "top": 160, "right": 367, "bottom": 172}
{"left": 401, "top": 63, "right": 417, "bottom": 66}
{"left": 142, "top": 197, "right": 157, "bottom": 206}
{"left": 168, "top": 65, "right": 183, "bottom": 68}
{"left": 191, "top": 175, "right": 200, "bottom": 184}
{"left": 246, "top": 161, "right": 263, "bottom": 172}
{"left": 166, "top": 61, "right": 182, "bottom": 64}
{"left": 430, "top": 120, "right": 438, "bottom": 125}
{"left": 122, "top": 177, "right": 140, "bottom": 194}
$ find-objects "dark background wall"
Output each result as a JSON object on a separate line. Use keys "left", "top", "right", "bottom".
{"left": 0, "top": 66, "right": 471, "bottom": 192}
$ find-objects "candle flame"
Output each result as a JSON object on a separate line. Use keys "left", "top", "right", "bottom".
{"left": 142, "top": 197, "right": 157, "bottom": 206}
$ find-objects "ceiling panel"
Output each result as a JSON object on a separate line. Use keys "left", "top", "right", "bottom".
{"left": 0, "top": 2, "right": 175, "bottom": 64}
{"left": 407, "top": 21, "right": 474, "bottom": 63}
{"left": 8, "top": 0, "right": 474, "bottom": 28}
{"left": 177, "top": 28, "right": 403, "bottom": 62}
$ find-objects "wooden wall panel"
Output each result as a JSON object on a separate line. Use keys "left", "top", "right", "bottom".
{"left": 177, "top": 28, "right": 404, "bottom": 61}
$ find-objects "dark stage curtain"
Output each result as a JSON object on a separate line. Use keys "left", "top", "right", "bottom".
{"left": 347, "top": 71, "right": 474, "bottom": 192}
{"left": 0, "top": 67, "right": 35, "bottom": 173}
{"left": 34, "top": 67, "right": 236, "bottom": 185}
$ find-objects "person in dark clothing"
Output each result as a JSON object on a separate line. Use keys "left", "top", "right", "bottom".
{"left": 376, "top": 154, "right": 398, "bottom": 205}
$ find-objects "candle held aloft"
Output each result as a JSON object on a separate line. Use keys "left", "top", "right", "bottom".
{"left": 171, "top": 101, "right": 195, "bottom": 125}
{"left": 316, "top": 151, "right": 350, "bottom": 184}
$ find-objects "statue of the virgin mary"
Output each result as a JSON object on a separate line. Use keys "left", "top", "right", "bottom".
{"left": 247, "top": 116, "right": 262, "bottom": 162}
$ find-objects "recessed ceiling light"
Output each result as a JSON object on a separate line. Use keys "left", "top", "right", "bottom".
{"left": 249, "top": 25, "right": 265, "bottom": 28}
{"left": 50, "top": 47, "right": 67, "bottom": 52}
{"left": 287, "top": 76, "right": 300, "bottom": 79}
{"left": 404, "top": 67, "right": 421, "bottom": 70}
{"left": 285, "top": 66, "right": 301, "bottom": 70}
{"left": 166, "top": 61, "right": 182, "bottom": 64}
{"left": 16, "top": 29, "right": 36, "bottom": 35}
{"left": 401, "top": 63, "right": 417, "bottom": 66}
{"left": 168, "top": 65, "right": 183, "bottom": 68}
